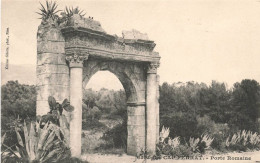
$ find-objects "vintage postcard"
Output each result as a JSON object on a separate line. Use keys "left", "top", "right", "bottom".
{"left": 1, "top": 0, "right": 260, "bottom": 162}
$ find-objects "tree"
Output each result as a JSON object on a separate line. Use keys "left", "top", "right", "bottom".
{"left": 1, "top": 80, "right": 36, "bottom": 147}
{"left": 197, "top": 81, "right": 232, "bottom": 123}
{"left": 2, "top": 81, "right": 36, "bottom": 119}
{"left": 229, "top": 79, "right": 260, "bottom": 131}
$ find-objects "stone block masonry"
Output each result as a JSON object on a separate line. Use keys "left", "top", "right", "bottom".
{"left": 36, "top": 26, "right": 69, "bottom": 115}
{"left": 36, "top": 13, "right": 160, "bottom": 157}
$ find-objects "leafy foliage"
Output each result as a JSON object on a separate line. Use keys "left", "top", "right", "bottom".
{"left": 36, "top": 1, "right": 61, "bottom": 21}
{"left": 156, "top": 127, "right": 212, "bottom": 158}
{"left": 82, "top": 119, "right": 107, "bottom": 131}
{"left": 64, "top": 6, "right": 86, "bottom": 18}
{"left": 41, "top": 96, "right": 74, "bottom": 126}
{"left": 83, "top": 88, "right": 126, "bottom": 116}
{"left": 159, "top": 79, "right": 260, "bottom": 143}
{"left": 2, "top": 78, "right": 259, "bottom": 158}
{"left": 1, "top": 81, "right": 36, "bottom": 148}
{"left": 229, "top": 80, "right": 260, "bottom": 131}
{"left": 39, "top": 96, "right": 74, "bottom": 146}
{"left": 101, "top": 120, "right": 127, "bottom": 150}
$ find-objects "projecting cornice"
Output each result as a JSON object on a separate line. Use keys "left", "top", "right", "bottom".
{"left": 60, "top": 14, "right": 160, "bottom": 64}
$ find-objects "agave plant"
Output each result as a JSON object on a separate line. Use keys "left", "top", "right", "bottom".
{"left": 159, "top": 126, "right": 170, "bottom": 143}
{"left": 247, "top": 131, "right": 260, "bottom": 146}
{"left": 64, "top": 6, "right": 86, "bottom": 18}
{"left": 225, "top": 136, "right": 231, "bottom": 147}
{"left": 225, "top": 132, "right": 240, "bottom": 147}
{"left": 36, "top": 1, "right": 61, "bottom": 21}
{"left": 241, "top": 130, "right": 249, "bottom": 146}
{"left": 201, "top": 134, "right": 214, "bottom": 149}
{"left": 225, "top": 130, "right": 260, "bottom": 150}
{"left": 189, "top": 137, "right": 200, "bottom": 152}
{"left": 168, "top": 137, "right": 180, "bottom": 148}
{"left": 1, "top": 121, "right": 70, "bottom": 163}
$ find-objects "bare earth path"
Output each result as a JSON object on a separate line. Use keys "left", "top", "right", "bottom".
{"left": 81, "top": 151, "right": 260, "bottom": 163}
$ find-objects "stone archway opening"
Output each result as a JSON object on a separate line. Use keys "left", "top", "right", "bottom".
{"left": 85, "top": 71, "right": 124, "bottom": 90}
{"left": 80, "top": 59, "right": 145, "bottom": 156}
{"left": 81, "top": 70, "right": 128, "bottom": 154}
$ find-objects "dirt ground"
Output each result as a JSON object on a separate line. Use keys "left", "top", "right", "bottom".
{"left": 81, "top": 151, "right": 260, "bottom": 163}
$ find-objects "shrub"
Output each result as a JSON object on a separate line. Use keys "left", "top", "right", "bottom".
{"left": 210, "top": 123, "right": 230, "bottom": 151}
{"left": 38, "top": 96, "right": 74, "bottom": 145}
{"left": 41, "top": 96, "right": 74, "bottom": 126}
{"left": 170, "top": 145, "right": 193, "bottom": 157}
{"left": 85, "top": 106, "right": 102, "bottom": 121}
{"left": 101, "top": 120, "right": 127, "bottom": 149}
{"left": 82, "top": 119, "right": 107, "bottom": 131}
{"left": 160, "top": 112, "right": 199, "bottom": 141}
{"left": 196, "top": 115, "right": 216, "bottom": 134}
{"left": 1, "top": 81, "right": 36, "bottom": 148}
{"left": 156, "top": 143, "right": 193, "bottom": 157}
{"left": 156, "top": 127, "right": 193, "bottom": 157}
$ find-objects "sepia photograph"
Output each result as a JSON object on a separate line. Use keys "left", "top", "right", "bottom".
{"left": 1, "top": 0, "right": 260, "bottom": 162}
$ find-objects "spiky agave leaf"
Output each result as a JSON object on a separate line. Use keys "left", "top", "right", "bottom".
{"left": 38, "top": 134, "right": 58, "bottom": 162}
{"left": 37, "top": 1, "right": 61, "bottom": 21}
{"left": 23, "top": 121, "right": 30, "bottom": 157}
{"left": 1, "top": 133, "right": 6, "bottom": 145}
{"left": 28, "top": 123, "right": 36, "bottom": 161}
{"left": 41, "top": 144, "right": 62, "bottom": 162}
{"left": 65, "top": 6, "right": 71, "bottom": 17}
{"left": 10, "top": 119, "right": 70, "bottom": 163}
{"left": 15, "top": 145, "right": 27, "bottom": 158}
{"left": 15, "top": 127, "right": 24, "bottom": 147}
{"left": 43, "top": 131, "right": 56, "bottom": 151}
{"left": 38, "top": 123, "right": 60, "bottom": 161}
{"left": 64, "top": 6, "right": 86, "bottom": 17}
{"left": 37, "top": 122, "right": 50, "bottom": 151}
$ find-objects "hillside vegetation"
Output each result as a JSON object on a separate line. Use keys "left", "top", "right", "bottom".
{"left": 1, "top": 79, "right": 260, "bottom": 158}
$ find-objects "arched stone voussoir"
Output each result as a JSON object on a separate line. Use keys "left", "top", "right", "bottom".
{"left": 82, "top": 59, "right": 146, "bottom": 103}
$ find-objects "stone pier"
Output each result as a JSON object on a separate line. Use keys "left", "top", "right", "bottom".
{"left": 146, "top": 63, "right": 160, "bottom": 154}
{"left": 36, "top": 24, "right": 69, "bottom": 116}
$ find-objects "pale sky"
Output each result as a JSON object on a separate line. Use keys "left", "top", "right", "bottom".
{"left": 2, "top": 0, "right": 260, "bottom": 90}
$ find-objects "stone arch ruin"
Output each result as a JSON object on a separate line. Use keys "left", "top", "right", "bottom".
{"left": 36, "top": 14, "right": 160, "bottom": 157}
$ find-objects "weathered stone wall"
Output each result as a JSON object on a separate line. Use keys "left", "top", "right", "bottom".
{"left": 127, "top": 105, "right": 146, "bottom": 155}
{"left": 36, "top": 24, "right": 69, "bottom": 115}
